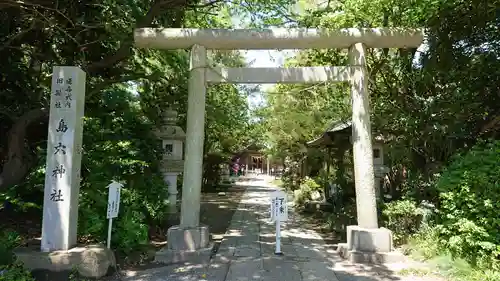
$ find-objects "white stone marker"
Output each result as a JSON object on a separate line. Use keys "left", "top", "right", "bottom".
{"left": 270, "top": 190, "right": 288, "bottom": 255}
{"left": 41, "top": 66, "right": 86, "bottom": 252}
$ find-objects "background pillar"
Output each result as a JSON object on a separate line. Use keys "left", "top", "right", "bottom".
{"left": 164, "top": 172, "right": 179, "bottom": 214}
{"left": 266, "top": 156, "right": 270, "bottom": 175}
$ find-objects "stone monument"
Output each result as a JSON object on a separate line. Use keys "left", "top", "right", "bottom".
{"left": 15, "top": 66, "right": 116, "bottom": 278}
{"left": 41, "top": 66, "right": 85, "bottom": 252}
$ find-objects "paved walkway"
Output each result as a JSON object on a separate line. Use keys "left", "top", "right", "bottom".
{"left": 121, "top": 176, "right": 437, "bottom": 281}
{"left": 210, "top": 177, "right": 341, "bottom": 281}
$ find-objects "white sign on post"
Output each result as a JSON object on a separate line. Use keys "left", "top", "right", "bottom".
{"left": 106, "top": 181, "right": 123, "bottom": 249}
{"left": 107, "top": 181, "right": 122, "bottom": 219}
{"left": 270, "top": 190, "right": 288, "bottom": 222}
{"left": 270, "top": 190, "right": 288, "bottom": 255}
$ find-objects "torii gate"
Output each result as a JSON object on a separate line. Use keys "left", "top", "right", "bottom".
{"left": 134, "top": 28, "right": 423, "bottom": 263}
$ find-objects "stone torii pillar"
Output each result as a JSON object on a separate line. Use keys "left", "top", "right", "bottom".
{"left": 349, "top": 43, "right": 378, "bottom": 229}
{"left": 134, "top": 28, "right": 423, "bottom": 263}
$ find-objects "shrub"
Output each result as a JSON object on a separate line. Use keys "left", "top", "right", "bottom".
{"left": 78, "top": 178, "right": 162, "bottom": 253}
{"left": 301, "top": 177, "right": 321, "bottom": 191}
{"left": 325, "top": 198, "right": 357, "bottom": 233}
{"left": 0, "top": 231, "right": 21, "bottom": 266}
{"left": 436, "top": 139, "right": 500, "bottom": 269}
{"left": 0, "top": 230, "right": 34, "bottom": 281}
{"left": 293, "top": 177, "right": 321, "bottom": 207}
{"left": 406, "top": 226, "right": 500, "bottom": 281}
{"left": 113, "top": 209, "right": 149, "bottom": 253}
{"left": 282, "top": 157, "right": 302, "bottom": 190}
{"left": 382, "top": 199, "right": 424, "bottom": 245}
{"left": 293, "top": 183, "right": 311, "bottom": 207}
{"left": 0, "top": 261, "right": 35, "bottom": 281}
{"left": 203, "top": 153, "right": 226, "bottom": 190}
{"left": 406, "top": 226, "right": 443, "bottom": 260}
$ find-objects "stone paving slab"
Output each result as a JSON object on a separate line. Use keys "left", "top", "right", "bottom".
{"left": 261, "top": 257, "right": 302, "bottom": 281}
{"left": 120, "top": 262, "right": 229, "bottom": 281}
{"left": 260, "top": 241, "right": 296, "bottom": 256}
{"left": 233, "top": 244, "right": 261, "bottom": 257}
{"left": 214, "top": 178, "right": 340, "bottom": 281}
{"left": 300, "top": 259, "right": 340, "bottom": 281}
{"left": 225, "top": 257, "right": 264, "bottom": 281}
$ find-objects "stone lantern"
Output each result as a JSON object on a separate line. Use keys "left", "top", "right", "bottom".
{"left": 155, "top": 109, "right": 185, "bottom": 214}
{"left": 347, "top": 134, "right": 389, "bottom": 199}
{"left": 372, "top": 136, "right": 389, "bottom": 199}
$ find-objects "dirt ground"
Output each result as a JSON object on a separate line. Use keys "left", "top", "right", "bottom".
{"left": 115, "top": 185, "right": 246, "bottom": 268}
{"left": 1, "top": 184, "right": 245, "bottom": 280}
{"left": 199, "top": 185, "right": 246, "bottom": 244}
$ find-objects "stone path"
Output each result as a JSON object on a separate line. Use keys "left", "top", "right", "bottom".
{"left": 119, "top": 176, "right": 440, "bottom": 281}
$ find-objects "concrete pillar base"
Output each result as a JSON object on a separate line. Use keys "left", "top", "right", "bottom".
{"left": 337, "top": 225, "right": 405, "bottom": 264}
{"left": 14, "top": 245, "right": 115, "bottom": 278}
{"left": 155, "top": 225, "right": 213, "bottom": 264}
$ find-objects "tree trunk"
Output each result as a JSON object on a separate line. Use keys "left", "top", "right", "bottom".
{"left": 0, "top": 108, "right": 48, "bottom": 191}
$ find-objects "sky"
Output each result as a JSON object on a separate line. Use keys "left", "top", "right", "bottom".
{"left": 230, "top": 13, "right": 298, "bottom": 110}
{"left": 241, "top": 49, "right": 296, "bottom": 109}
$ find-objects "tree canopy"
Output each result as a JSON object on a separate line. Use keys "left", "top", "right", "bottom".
{"left": 0, "top": 0, "right": 297, "bottom": 251}
{"left": 263, "top": 0, "right": 500, "bottom": 176}
{"left": 0, "top": 0, "right": 298, "bottom": 190}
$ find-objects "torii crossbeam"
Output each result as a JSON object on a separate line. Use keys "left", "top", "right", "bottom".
{"left": 134, "top": 28, "right": 423, "bottom": 49}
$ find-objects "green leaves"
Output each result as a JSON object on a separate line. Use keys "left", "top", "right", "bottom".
{"left": 436, "top": 140, "right": 500, "bottom": 268}
{"left": 383, "top": 199, "right": 425, "bottom": 245}
{"left": 262, "top": 71, "right": 350, "bottom": 159}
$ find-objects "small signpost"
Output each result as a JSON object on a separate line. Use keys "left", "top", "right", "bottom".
{"left": 106, "top": 181, "right": 123, "bottom": 249}
{"left": 270, "top": 190, "right": 288, "bottom": 255}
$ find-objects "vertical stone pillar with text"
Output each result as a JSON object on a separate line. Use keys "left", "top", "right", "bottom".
{"left": 41, "top": 66, "right": 86, "bottom": 252}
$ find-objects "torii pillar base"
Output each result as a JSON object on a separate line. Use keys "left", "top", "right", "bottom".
{"left": 337, "top": 226, "right": 405, "bottom": 264}
{"left": 155, "top": 225, "right": 213, "bottom": 264}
